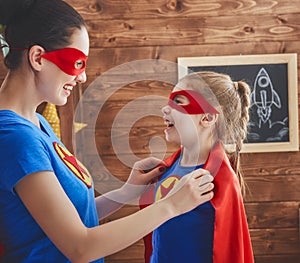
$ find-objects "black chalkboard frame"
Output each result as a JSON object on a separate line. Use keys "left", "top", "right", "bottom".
{"left": 177, "top": 54, "right": 298, "bottom": 153}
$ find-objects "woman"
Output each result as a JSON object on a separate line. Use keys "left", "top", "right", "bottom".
{"left": 140, "top": 71, "right": 254, "bottom": 263}
{"left": 0, "top": 1, "right": 214, "bottom": 262}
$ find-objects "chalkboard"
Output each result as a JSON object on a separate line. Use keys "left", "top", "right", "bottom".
{"left": 178, "top": 54, "right": 298, "bottom": 153}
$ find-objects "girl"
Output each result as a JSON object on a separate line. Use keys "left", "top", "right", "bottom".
{"left": 0, "top": 1, "right": 214, "bottom": 262}
{"left": 140, "top": 71, "right": 254, "bottom": 263}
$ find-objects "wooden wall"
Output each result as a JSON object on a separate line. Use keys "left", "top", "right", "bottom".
{"left": 67, "top": 1, "right": 300, "bottom": 262}
{"left": 1, "top": 0, "right": 299, "bottom": 262}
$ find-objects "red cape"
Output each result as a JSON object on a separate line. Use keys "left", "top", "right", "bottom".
{"left": 139, "top": 142, "right": 254, "bottom": 263}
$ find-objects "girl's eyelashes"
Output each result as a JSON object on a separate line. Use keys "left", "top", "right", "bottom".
{"left": 174, "top": 98, "right": 183, "bottom": 104}
{"left": 172, "top": 95, "right": 189, "bottom": 105}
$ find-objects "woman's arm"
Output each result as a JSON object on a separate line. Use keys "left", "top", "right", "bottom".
{"left": 95, "top": 185, "right": 141, "bottom": 221}
{"left": 96, "top": 157, "right": 166, "bottom": 220}
{"left": 15, "top": 170, "right": 213, "bottom": 263}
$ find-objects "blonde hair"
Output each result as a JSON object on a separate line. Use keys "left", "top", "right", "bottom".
{"left": 179, "top": 71, "right": 251, "bottom": 195}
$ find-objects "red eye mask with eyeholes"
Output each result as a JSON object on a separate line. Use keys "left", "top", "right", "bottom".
{"left": 41, "top": 47, "right": 88, "bottom": 76}
{"left": 168, "top": 90, "right": 220, "bottom": 115}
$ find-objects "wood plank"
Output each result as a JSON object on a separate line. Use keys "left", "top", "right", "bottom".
{"left": 2, "top": 41, "right": 300, "bottom": 84}
{"left": 96, "top": 126, "right": 170, "bottom": 156}
{"left": 250, "top": 228, "right": 299, "bottom": 255}
{"left": 76, "top": 126, "right": 173, "bottom": 156}
{"left": 254, "top": 254, "right": 300, "bottom": 263}
{"left": 80, "top": 41, "right": 300, "bottom": 89}
{"left": 244, "top": 176, "right": 300, "bottom": 202}
{"left": 241, "top": 151, "right": 300, "bottom": 176}
{"left": 67, "top": 0, "right": 300, "bottom": 20}
{"left": 77, "top": 80, "right": 173, "bottom": 103}
{"left": 84, "top": 14, "right": 300, "bottom": 48}
{"left": 245, "top": 201, "right": 300, "bottom": 229}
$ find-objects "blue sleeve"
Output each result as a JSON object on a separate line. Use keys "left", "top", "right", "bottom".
{"left": 1, "top": 125, "right": 54, "bottom": 193}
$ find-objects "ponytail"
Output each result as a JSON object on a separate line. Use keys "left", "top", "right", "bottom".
{"left": 228, "top": 81, "right": 251, "bottom": 196}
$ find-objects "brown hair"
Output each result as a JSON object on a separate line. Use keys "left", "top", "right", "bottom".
{"left": 180, "top": 71, "right": 251, "bottom": 195}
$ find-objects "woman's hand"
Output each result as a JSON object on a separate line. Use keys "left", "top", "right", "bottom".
{"left": 120, "top": 157, "right": 166, "bottom": 200}
{"left": 128, "top": 157, "right": 166, "bottom": 185}
{"left": 160, "top": 168, "right": 214, "bottom": 216}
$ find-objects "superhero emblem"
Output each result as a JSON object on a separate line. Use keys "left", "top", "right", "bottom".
{"left": 155, "top": 175, "right": 180, "bottom": 201}
{"left": 53, "top": 142, "right": 92, "bottom": 188}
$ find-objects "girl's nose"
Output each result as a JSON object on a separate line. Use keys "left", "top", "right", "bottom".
{"left": 162, "top": 105, "right": 171, "bottom": 115}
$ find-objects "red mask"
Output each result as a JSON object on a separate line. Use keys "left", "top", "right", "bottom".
{"left": 168, "top": 90, "right": 219, "bottom": 115}
{"left": 41, "top": 48, "right": 88, "bottom": 76}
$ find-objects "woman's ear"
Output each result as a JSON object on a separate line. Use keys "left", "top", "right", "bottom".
{"left": 200, "top": 113, "right": 218, "bottom": 127}
{"left": 28, "top": 45, "right": 45, "bottom": 71}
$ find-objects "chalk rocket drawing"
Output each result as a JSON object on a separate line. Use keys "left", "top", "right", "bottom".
{"left": 250, "top": 68, "right": 282, "bottom": 128}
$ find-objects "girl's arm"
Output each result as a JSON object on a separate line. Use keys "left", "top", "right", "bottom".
{"left": 15, "top": 169, "right": 213, "bottom": 263}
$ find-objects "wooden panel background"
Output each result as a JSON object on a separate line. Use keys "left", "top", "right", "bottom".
{"left": 1, "top": 0, "right": 299, "bottom": 262}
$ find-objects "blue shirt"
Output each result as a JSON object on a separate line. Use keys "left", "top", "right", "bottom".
{"left": 150, "top": 157, "right": 215, "bottom": 263}
{"left": 0, "top": 110, "right": 103, "bottom": 263}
